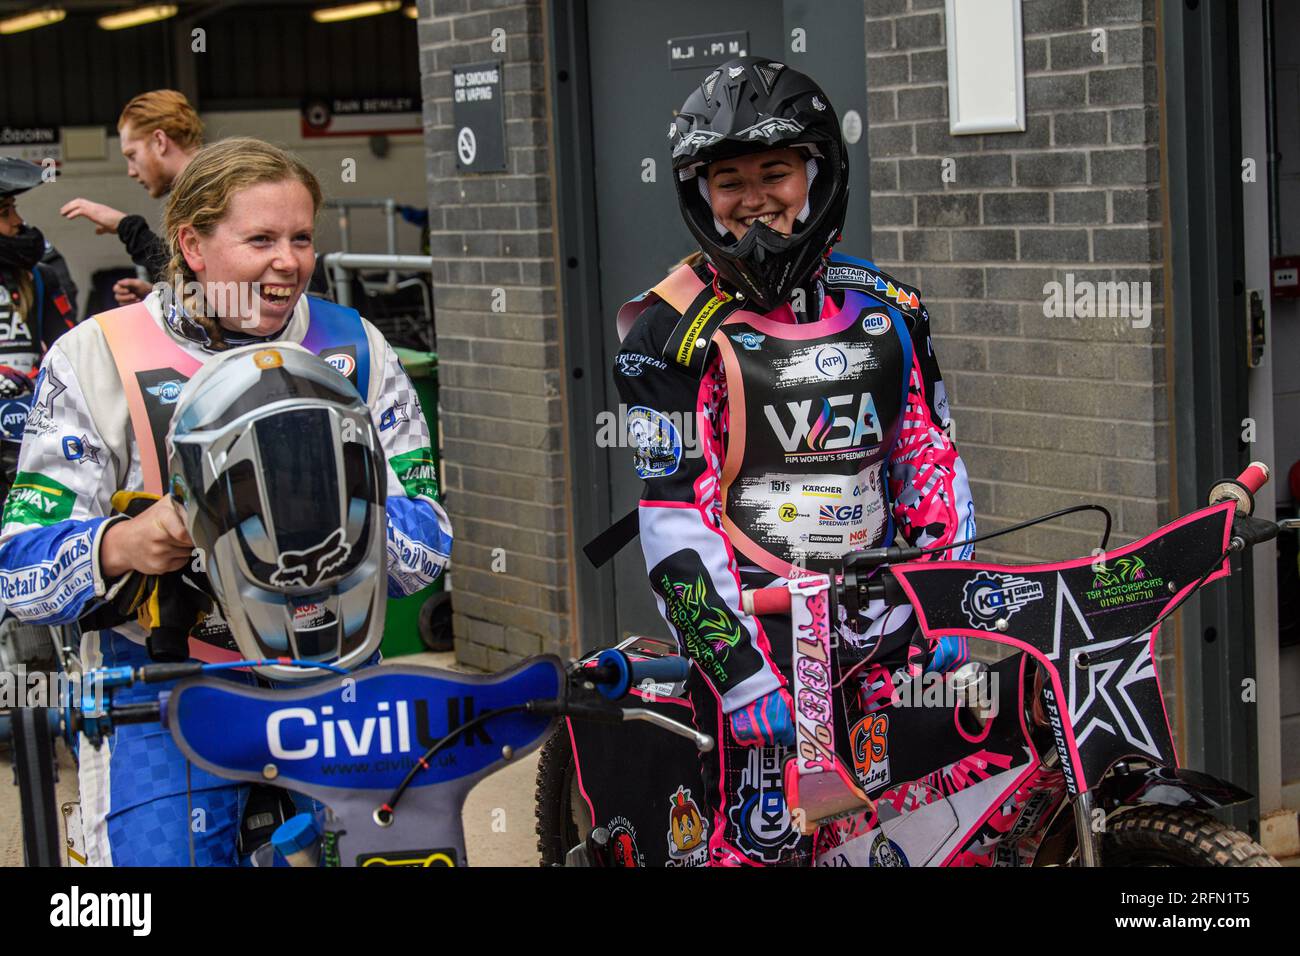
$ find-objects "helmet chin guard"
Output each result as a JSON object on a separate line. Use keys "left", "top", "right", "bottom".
{"left": 670, "top": 56, "right": 850, "bottom": 311}
{"left": 166, "top": 343, "right": 387, "bottom": 682}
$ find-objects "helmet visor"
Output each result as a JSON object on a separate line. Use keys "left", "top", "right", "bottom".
{"left": 221, "top": 407, "right": 375, "bottom": 591}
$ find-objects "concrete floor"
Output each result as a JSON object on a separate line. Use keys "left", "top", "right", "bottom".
{"left": 1, "top": 652, "right": 543, "bottom": 867}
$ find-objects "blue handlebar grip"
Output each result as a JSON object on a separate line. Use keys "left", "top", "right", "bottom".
{"left": 594, "top": 649, "right": 632, "bottom": 699}
{"left": 593, "top": 650, "right": 692, "bottom": 699}
{"left": 627, "top": 655, "right": 690, "bottom": 689}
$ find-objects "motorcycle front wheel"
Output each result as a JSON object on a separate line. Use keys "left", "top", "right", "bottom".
{"left": 534, "top": 726, "right": 590, "bottom": 866}
{"left": 1102, "top": 805, "right": 1279, "bottom": 866}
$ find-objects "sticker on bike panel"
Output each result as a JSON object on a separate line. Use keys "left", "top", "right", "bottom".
{"left": 357, "top": 848, "right": 457, "bottom": 867}
{"left": 728, "top": 747, "right": 801, "bottom": 863}
{"left": 627, "top": 406, "right": 682, "bottom": 479}
{"left": 960, "top": 572, "right": 1044, "bottom": 631}
{"left": 665, "top": 785, "right": 709, "bottom": 867}
{"left": 891, "top": 501, "right": 1235, "bottom": 795}
{"left": 168, "top": 659, "right": 563, "bottom": 792}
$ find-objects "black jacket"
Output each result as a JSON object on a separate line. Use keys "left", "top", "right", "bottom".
{"left": 117, "top": 214, "right": 169, "bottom": 281}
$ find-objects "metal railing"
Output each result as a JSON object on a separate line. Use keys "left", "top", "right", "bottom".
{"left": 321, "top": 252, "right": 435, "bottom": 353}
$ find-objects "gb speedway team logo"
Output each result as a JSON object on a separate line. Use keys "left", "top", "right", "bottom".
{"left": 960, "top": 572, "right": 1044, "bottom": 631}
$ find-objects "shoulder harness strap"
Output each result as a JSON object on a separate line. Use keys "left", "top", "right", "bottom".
{"left": 822, "top": 253, "right": 927, "bottom": 328}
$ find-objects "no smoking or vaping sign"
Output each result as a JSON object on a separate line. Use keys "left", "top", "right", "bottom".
{"left": 451, "top": 61, "right": 507, "bottom": 173}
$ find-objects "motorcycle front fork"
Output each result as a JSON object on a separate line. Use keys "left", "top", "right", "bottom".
{"left": 1072, "top": 789, "right": 1102, "bottom": 867}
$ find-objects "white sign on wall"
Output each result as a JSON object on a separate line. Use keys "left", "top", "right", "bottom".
{"left": 945, "top": 0, "right": 1026, "bottom": 135}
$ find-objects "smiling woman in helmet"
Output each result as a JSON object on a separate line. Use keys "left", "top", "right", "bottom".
{"left": 611, "top": 57, "right": 976, "bottom": 866}
{"left": 0, "top": 137, "right": 453, "bottom": 867}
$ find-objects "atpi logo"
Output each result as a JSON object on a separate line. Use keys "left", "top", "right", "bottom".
{"left": 861, "top": 312, "right": 891, "bottom": 336}
{"left": 814, "top": 346, "right": 847, "bottom": 378}
{"left": 0, "top": 399, "right": 28, "bottom": 440}
{"left": 763, "top": 393, "right": 883, "bottom": 454}
{"left": 961, "top": 572, "right": 1045, "bottom": 630}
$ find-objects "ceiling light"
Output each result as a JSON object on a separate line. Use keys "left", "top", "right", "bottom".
{"left": 312, "top": 1, "right": 402, "bottom": 24}
{"left": 97, "top": 4, "right": 179, "bottom": 31}
{"left": 0, "top": 8, "right": 66, "bottom": 35}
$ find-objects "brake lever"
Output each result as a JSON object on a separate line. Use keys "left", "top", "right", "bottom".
{"left": 1279, "top": 518, "right": 1300, "bottom": 533}
{"left": 620, "top": 708, "right": 715, "bottom": 752}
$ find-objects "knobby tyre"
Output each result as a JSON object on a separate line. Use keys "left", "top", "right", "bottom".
{"left": 1102, "top": 805, "right": 1279, "bottom": 867}
{"left": 534, "top": 726, "right": 588, "bottom": 866}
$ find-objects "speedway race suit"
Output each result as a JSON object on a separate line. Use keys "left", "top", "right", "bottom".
{"left": 0, "top": 290, "right": 453, "bottom": 866}
{"left": 614, "top": 252, "right": 975, "bottom": 866}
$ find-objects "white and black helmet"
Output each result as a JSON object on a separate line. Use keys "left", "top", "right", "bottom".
{"left": 670, "top": 57, "right": 849, "bottom": 311}
{"left": 166, "top": 343, "right": 387, "bottom": 681}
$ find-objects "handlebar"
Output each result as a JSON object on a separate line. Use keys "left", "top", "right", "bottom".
{"left": 742, "top": 570, "right": 909, "bottom": 617}
{"left": 1236, "top": 462, "right": 1270, "bottom": 495}
{"left": 1209, "top": 461, "right": 1271, "bottom": 516}
{"left": 582, "top": 649, "right": 690, "bottom": 700}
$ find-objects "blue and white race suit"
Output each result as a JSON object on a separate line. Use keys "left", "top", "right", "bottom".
{"left": 0, "top": 290, "right": 453, "bottom": 865}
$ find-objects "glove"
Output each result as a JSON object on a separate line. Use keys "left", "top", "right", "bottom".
{"left": 729, "top": 687, "right": 796, "bottom": 748}
{"left": 0, "top": 365, "right": 31, "bottom": 400}
{"left": 79, "top": 491, "right": 212, "bottom": 662}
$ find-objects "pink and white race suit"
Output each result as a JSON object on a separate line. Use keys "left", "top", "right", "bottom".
{"left": 612, "top": 251, "right": 976, "bottom": 865}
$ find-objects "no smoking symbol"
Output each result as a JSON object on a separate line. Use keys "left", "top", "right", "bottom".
{"left": 457, "top": 127, "right": 477, "bottom": 165}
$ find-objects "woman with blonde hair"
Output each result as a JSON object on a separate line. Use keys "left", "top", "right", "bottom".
{"left": 0, "top": 137, "right": 453, "bottom": 866}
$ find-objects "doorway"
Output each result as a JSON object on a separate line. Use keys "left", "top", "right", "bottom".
{"left": 552, "top": 0, "right": 870, "bottom": 648}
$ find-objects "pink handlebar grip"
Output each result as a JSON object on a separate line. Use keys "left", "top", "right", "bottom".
{"left": 743, "top": 588, "right": 792, "bottom": 616}
{"left": 1237, "top": 462, "right": 1270, "bottom": 494}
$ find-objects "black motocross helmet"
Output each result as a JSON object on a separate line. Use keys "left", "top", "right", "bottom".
{"left": 670, "top": 57, "right": 849, "bottom": 312}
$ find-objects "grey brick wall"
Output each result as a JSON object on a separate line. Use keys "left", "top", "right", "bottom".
{"left": 865, "top": 1, "right": 1172, "bottom": 694}
{"left": 866, "top": 0, "right": 1165, "bottom": 561}
{"left": 417, "top": 0, "right": 570, "bottom": 671}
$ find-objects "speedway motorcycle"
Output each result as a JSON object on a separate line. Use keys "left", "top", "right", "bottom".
{"left": 2, "top": 636, "right": 707, "bottom": 867}
{"left": 535, "top": 464, "right": 1288, "bottom": 867}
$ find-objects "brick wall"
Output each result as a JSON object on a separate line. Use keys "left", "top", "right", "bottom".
{"left": 416, "top": 0, "right": 571, "bottom": 669}
{"left": 866, "top": 0, "right": 1165, "bottom": 556}
{"left": 864, "top": 0, "right": 1170, "bottom": 683}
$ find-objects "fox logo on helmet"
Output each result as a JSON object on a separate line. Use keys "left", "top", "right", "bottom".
{"left": 270, "top": 528, "right": 352, "bottom": 589}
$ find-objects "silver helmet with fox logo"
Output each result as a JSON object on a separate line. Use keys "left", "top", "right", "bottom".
{"left": 165, "top": 343, "right": 387, "bottom": 681}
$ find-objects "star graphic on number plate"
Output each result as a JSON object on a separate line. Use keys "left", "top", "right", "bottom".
{"left": 1051, "top": 575, "right": 1162, "bottom": 760}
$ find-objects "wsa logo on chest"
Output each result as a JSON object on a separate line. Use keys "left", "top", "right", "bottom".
{"left": 763, "top": 393, "right": 883, "bottom": 458}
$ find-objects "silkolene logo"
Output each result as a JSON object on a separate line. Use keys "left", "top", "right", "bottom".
{"left": 763, "top": 392, "right": 883, "bottom": 454}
